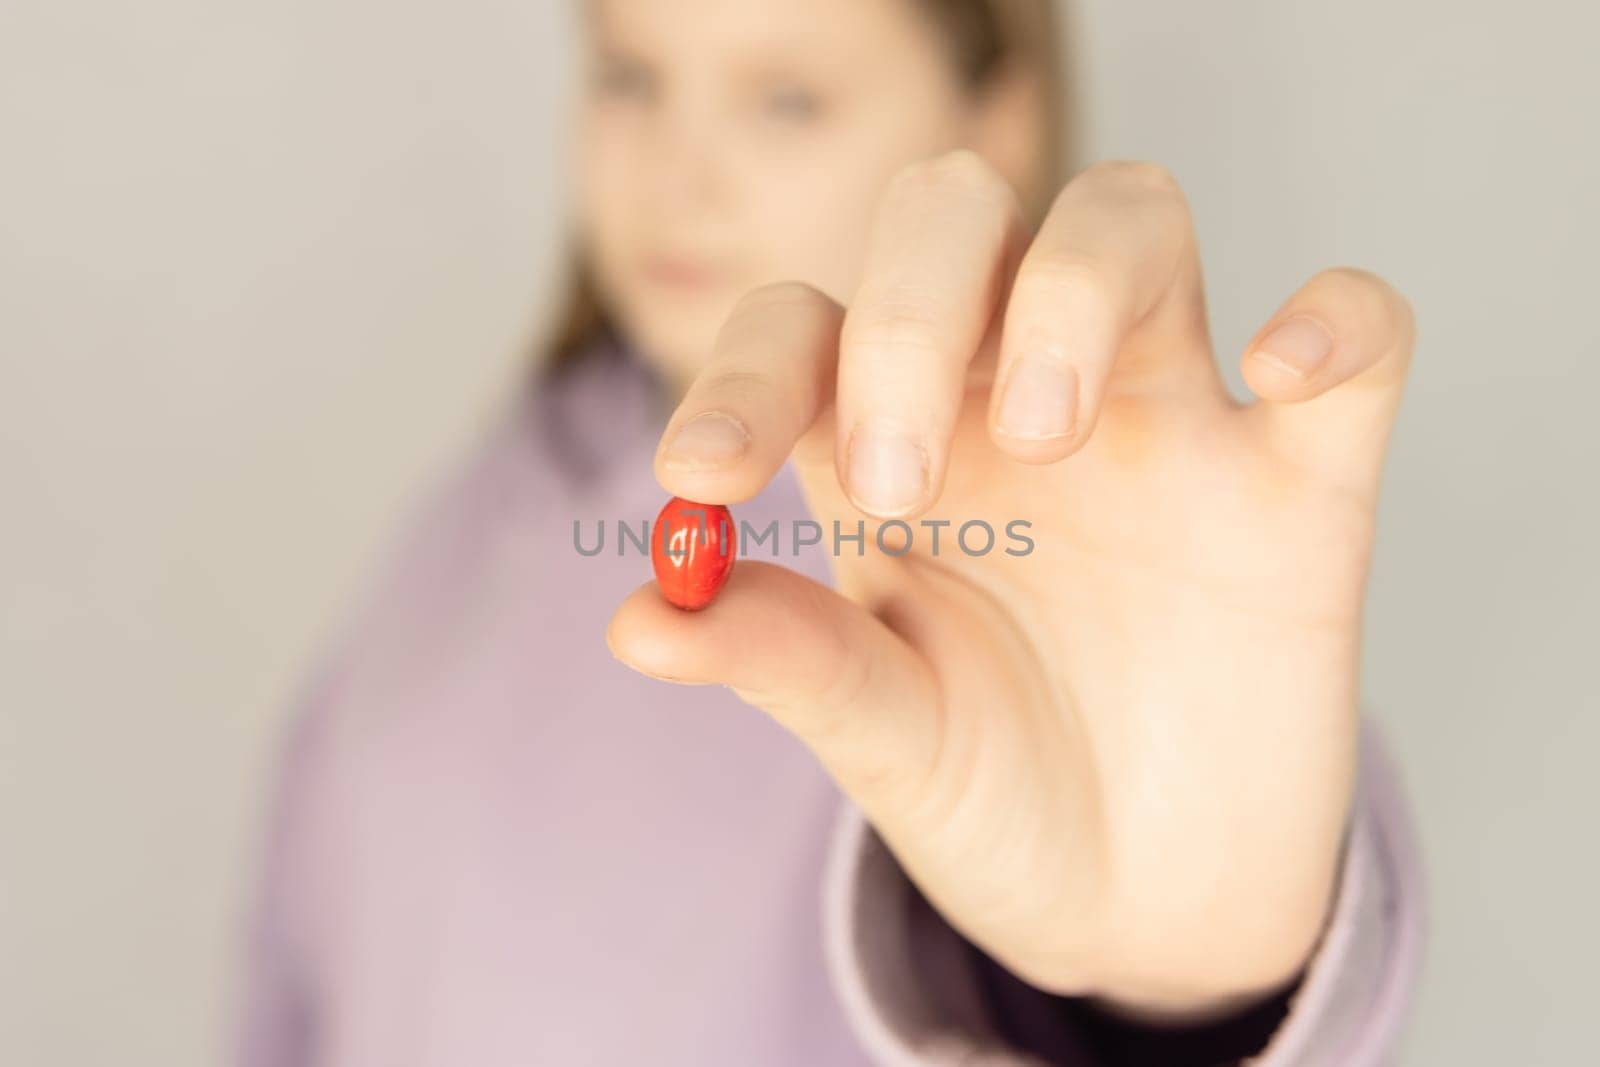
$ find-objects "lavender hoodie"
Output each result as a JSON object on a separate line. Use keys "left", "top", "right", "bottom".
{"left": 237, "top": 336, "right": 1427, "bottom": 1066}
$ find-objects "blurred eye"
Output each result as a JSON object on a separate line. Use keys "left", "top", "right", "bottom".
{"left": 592, "top": 57, "right": 657, "bottom": 103}
{"left": 760, "top": 85, "right": 824, "bottom": 122}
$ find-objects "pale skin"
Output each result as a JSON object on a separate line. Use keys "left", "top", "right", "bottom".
{"left": 585, "top": 0, "right": 1417, "bottom": 1024}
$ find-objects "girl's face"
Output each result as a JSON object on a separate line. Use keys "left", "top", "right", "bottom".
{"left": 572, "top": 0, "right": 1015, "bottom": 389}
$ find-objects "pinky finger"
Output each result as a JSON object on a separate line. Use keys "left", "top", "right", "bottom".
{"left": 1242, "top": 266, "right": 1418, "bottom": 491}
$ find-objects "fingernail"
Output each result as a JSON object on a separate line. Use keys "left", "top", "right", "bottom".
{"left": 661, "top": 411, "right": 750, "bottom": 471}
{"left": 1252, "top": 316, "right": 1333, "bottom": 380}
{"left": 997, "top": 353, "right": 1078, "bottom": 440}
{"left": 847, "top": 425, "right": 927, "bottom": 516}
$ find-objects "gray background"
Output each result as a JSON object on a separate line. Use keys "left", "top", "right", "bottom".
{"left": 2, "top": 1, "right": 1594, "bottom": 1063}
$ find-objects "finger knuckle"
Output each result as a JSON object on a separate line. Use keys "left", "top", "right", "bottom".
{"left": 816, "top": 643, "right": 876, "bottom": 724}
{"left": 889, "top": 148, "right": 1014, "bottom": 210}
{"left": 786, "top": 639, "right": 881, "bottom": 755}
{"left": 1085, "top": 158, "right": 1184, "bottom": 199}
{"left": 843, "top": 301, "right": 946, "bottom": 363}
{"left": 720, "top": 281, "right": 835, "bottom": 352}
{"left": 701, "top": 367, "right": 775, "bottom": 403}
{"left": 733, "top": 279, "right": 830, "bottom": 318}
{"left": 1069, "top": 160, "right": 1193, "bottom": 243}
{"left": 1017, "top": 253, "right": 1129, "bottom": 310}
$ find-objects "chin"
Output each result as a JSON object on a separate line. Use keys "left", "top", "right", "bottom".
{"left": 621, "top": 304, "right": 726, "bottom": 385}
{"left": 623, "top": 325, "right": 712, "bottom": 386}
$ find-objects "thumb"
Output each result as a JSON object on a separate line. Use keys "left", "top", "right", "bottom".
{"left": 605, "top": 560, "right": 940, "bottom": 815}
{"left": 1240, "top": 266, "right": 1418, "bottom": 495}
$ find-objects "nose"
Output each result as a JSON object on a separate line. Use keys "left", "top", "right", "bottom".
{"left": 639, "top": 96, "right": 728, "bottom": 217}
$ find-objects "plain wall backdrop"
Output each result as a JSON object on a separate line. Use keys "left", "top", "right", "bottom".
{"left": 2, "top": 1, "right": 1594, "bottom": 1063}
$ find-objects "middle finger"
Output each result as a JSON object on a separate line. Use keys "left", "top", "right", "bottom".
{"left": 835, "top": 149, "right": 1028, "bottom": 519}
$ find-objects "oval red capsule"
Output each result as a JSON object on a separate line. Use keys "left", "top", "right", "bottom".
{"left": 651, "top": 496, "right": 737, "bottom": 610}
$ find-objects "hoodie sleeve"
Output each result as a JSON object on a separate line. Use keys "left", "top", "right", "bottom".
{"left": 820, "top": 715, "right": 1427, "bottom": 1067}
{"left": 233, "top": 654, "right": 346, "bottom": 1067}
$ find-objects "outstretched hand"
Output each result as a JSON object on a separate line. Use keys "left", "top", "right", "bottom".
{"left": 606, "top": 154, "right": 1416, "bottom": 1019}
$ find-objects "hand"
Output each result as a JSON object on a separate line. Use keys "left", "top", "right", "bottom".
{"left": 606, "top": 153, "right": 1416, "bottom": 1019}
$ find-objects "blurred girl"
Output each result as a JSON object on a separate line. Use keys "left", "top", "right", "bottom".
{"left": 240, "top": 2, "right": 1424, "bottom": 1064}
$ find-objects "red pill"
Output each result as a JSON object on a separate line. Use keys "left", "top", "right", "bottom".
{"left": 651, "top": 496, "right": 738, "bottom": 611}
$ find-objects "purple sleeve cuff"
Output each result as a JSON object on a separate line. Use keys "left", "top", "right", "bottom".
{"left": 820, "top": 715, "right": 1427, "bottom": 1066}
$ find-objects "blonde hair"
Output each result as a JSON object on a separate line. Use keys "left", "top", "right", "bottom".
{"left": 540, "top": 0, "right": 1080, "bottom": 380}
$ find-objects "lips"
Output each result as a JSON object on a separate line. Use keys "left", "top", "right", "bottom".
{"left": 639, "top": 254, "right": 721, "bottom": 290}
